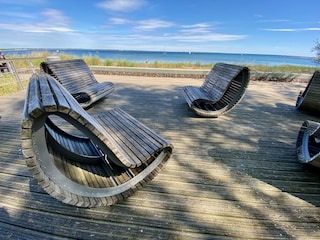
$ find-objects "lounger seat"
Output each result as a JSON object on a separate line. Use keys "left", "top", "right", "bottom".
{"left": 296, "top": 71, "right": 320, "bottom": 115}
{"left": 296, "top": 120, "right": 320, "bottom": 168}
{"left": 40, "top": 59, "right": 114, "bottom": 108}
{"left": 182, "top": 62, "right": 250, "bottom": 117}
{"left": 21, "top": 73, "right": 173, "bottom": 207}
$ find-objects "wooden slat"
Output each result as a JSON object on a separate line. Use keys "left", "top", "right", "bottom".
{"left": 40, "top": 59, "right": 114, "bottom": 108}
{"left": 2, "top": 74, "right": 320, "bottom": 239}
{"left": 20, "top": 72, "right": 172, "bottom": 207}
{"left": 296, "top": 120, "right": 320, "bottom": 167}
{"left": 183, "top": 62, "right": 250, "bottom": 117}
{"left": 296, "top": 71, "right": 320, "bottom": 114}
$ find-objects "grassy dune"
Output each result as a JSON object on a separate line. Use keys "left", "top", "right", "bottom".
{"left": 5, "top": 51, "right": 320, "bottom": 73}
{"left": 1, "top": 51, "right": 319, "bottom": 96}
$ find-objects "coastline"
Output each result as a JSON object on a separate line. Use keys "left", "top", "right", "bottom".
{"left": 3, "top": 48, "right": 317, "bottom": 67}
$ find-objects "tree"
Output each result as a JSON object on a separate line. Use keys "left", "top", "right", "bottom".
{"left": 312, "top": 39, "right": 320, "bottom": 63}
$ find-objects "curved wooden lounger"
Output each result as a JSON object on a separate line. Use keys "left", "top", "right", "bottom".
{"left": 296, "top": 120, "right": 320, "bottom": 168}
{"left": 40, "top": 59, "right": 115, "bottom": 108}
{"left": 296, "top": 71, "right": 320, "bottom": 115}
{"left": 182, "top": 63, "right": 250, "bottom": 118}
{"left": 21, "top": 73, "right": 173, "bottom": 207}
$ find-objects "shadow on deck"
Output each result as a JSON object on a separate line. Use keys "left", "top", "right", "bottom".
{"left": 0, "top": 74, "right": 320, "bottom": 239}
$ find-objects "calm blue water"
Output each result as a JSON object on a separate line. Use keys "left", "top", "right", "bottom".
{"left": 2, "top": 48, "right": 318, "bottom": 67}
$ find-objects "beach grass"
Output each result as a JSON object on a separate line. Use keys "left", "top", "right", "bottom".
{"left": 0, "top": 74, "right": 28, "bottom": 95}
{"left": 1, "top": 51, "right": 319, "bottom": 96}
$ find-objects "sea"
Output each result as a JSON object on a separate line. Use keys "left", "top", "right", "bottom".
{"left": 2, "top": 48, "right": 319, "bottom": 67}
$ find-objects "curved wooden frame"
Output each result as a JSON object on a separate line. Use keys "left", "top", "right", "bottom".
{"left": 296, "top": 120, "right": 320, "bottom": 168}
{"left": 296, "top": 71, "right": 320, "bottom": 115}
{"left": 41, "top": 59, "right": 114, "bottom": 108}
{"left": 21, "top": 73, "right": 173, "bottom": 207}
{"left": 182, "top": 63, "right": 250, "bottom": 118}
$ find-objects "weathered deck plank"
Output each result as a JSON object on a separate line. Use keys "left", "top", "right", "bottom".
{"left": 0, "top": 74, "right": 320, "bottom": 239}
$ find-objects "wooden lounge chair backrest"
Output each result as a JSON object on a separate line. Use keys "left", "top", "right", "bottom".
{"left": 41, "top": 59, "right": 96, "bottom": 92}
{"left": 40, "top": 59, "right": 114, "bottom": 108}
{"left": 296, "top": 71, "right": 320, "bottom": 115}
{"left": 182, "top": 62, "right": 250, "bottom": 117}
{"left": 201, "top": 63, "right": 248, "bottom": 101}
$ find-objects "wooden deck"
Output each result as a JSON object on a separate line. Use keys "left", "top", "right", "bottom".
{"left": 1, "top": 74, "right": 320, "bottom": 239}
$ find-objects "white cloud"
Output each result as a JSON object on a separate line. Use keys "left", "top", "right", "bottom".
{"left": 263, "top": 28, "right": 320, "bottom": 32}
{"left": 107, "top": 17, "right": 175, "bottom": 30}
{"left": 304, "top": 28, "right": 320, "bottom": 31}
{"left": 41, "top": 9, "right": 71, "bottom": 27}
{"left": 180, "top": 28, "right": 211, "bottom": 34}
{"left": 109, "top": 18, "right": 131, "bottom": 25}
{"left": 177, "top": 22, "right": 246, "bottom": 42}
{"left": 182, "top": 23, "right": 213, "bottom": 28}
{"left": 180, "top": 23, "right": 213, "bottom": 34}
{"left": 263, "top": 28, "right": 296, "bottom": 32}
{"left": 0, "top": 23, "right": 74, "bottom": 33}
{"left": 257, "top": 19, "right": 290, "bottom": 23}
{"left": 97, "top": 0, "right": 146, "bottom": 12}
{"left": 134, "top": 19, "right": 175, "bottom": 30}
{"left": 104, "top": 18, "right": 246, "bottom": 42}
{"left": 116, "top": 32, "right": 247, "bottom": 43}
{"left": 2, "top": 12, "right": 37, "bottom": 19}
{"left": 0, "top": 9, "right": 74, "bottom": 33}
{"left": 172, "top": 33, "right": 247, "bottom": 42}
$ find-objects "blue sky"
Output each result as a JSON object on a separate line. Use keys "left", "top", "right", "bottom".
{"left": 0, "top": 0, "right": 319, "bottom": 57}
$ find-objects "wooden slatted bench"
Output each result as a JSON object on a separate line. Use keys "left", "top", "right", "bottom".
{"left": 296, "top": 120, "right": 320, "bottom": 168}
{"left": 21, "top": 73, "right": 173, "bottom": 207}
{"left": 296, "top": 71, "right": 320, "bottom": 115}
{"left": 40, "top": 59, "right": 115, "bottom": 108}
{"left": 182, "top": 62, "right": 250, "bottom": 117}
